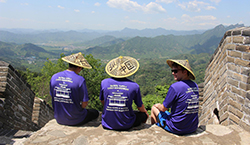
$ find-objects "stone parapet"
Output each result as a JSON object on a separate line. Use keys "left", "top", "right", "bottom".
{"left": 0, "top": 61, "right": 54, "bottom": 131}
{"left": 199, "top": 27, "right": 250, "bottom": 132}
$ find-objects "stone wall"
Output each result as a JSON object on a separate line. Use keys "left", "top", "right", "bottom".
{"left": 199, "top": 27, "right": 250, "bottom": 132}
{"left": 0, "top": 61, "right": 54, "bottom": 131}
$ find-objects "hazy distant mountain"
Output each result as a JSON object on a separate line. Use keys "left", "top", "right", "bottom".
{"left": 0, "top": 26, "right": 207, "bottom": 44}
{"left": 84, "top": 24, "right": 245, "bottom": 59}
{"left": 73, "top": 35, "right": 126, "bottom": 47}
{"left": 105, "top": 27, "right": 205, "bottom": 38}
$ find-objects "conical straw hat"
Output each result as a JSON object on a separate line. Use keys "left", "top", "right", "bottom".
{"left": 105, "top": 56, "right": 139, "bottom": 78}
{"left": 62, "top": 52, "right": 92, "bottom": 69}
{"left": 166, "top": 59, "right": 195, "bottom": 80}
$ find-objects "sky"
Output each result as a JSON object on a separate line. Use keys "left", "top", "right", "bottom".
{"left": 0, "top": 0, "right": 249, "bottom": 31}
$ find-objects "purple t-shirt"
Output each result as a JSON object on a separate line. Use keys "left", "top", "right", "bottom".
{"left": 163, "top": 80, "right": 199, "bottom": 134}
{"left": 99, "top": 78, "right": 143, "bottom": 130}
{"left": 50, "top": 70, "right": 89, "bottom": 125}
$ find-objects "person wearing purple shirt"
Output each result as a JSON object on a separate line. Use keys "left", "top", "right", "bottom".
{"left": 151, "top": 59, "right": 199, "bottom": 135}
{"left": 100, "top": 56, "right": 149, "bottom": 130}
{"left": 50, "top": 52, "right": 99, "bottom": 126}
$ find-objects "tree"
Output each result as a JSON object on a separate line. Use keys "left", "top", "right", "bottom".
{"left": 23, "top": 53, "right": 108, "bottom": 110}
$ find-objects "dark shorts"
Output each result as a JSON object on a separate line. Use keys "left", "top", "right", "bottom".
{"left": 133, "top": 111, "right": 148, "bottom": 127}
{"left": 156, "top": 111, "right": 172, "bottom": 132}
{"left": 103, "top": 111, "right": 148, "bottom": 131}
{"left": 73, "top": 109, "right": 99, "bottom": 126}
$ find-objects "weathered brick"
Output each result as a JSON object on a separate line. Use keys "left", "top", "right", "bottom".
{"left": 239, "top": 121, "right": 250, "bottom": 132}
{"left": 229, "top": 113, "right": 240, "bottom": 124}
{"left": 232, "top": 86, "right": 241, "bottom": 96}
{"left": 228, "top": 50, "right": 242, "bottom": 58}
{"left": 244, "top": 37, "right": 250, "bottom": 44}
{"left": 235, "top": 58, "right": 250, "bottom": 67}
{"left": 241, "top": 67, "right": 250, "bottom": 76}
{"left": 227, "top": 63, "right": 237, "bottom": 72}
{"left": 224, "top": 44, "right": 236, "bottom": 50}
{"left": 246, "top": 91, "right": 250, "bottom": 101}
{"left": 226, "top": 56, "right": 234, "bottom": 63}
{"left": 220, "top": 112, "right": 229, "bottom": 122}
{"left": 232, "top": 73, "right": 242, "bottom": 81}
{"left": 232, "top": 29, "right": 242, "bottom": 35}
{"left": 243, "top": 106, "right": 250, "bottom": 115}
{"left": 228, "top": 78, "right": 238, "bottom": 87}
{"left": 239, "top": 82, "right": 250, "bottom": 91}
{"left": 229, "top": 98, "right": 242, "bottom": 110}
{"left": 236, "top": 45, "right": 250, "bottom": 52}
{"left": 232, "top": 36, "right": 244, "bottom": 43}
{"left": 243, "top": 53, "right": 250, "bottom": 60}
{"left": 229, "top": 105, "right": 243, "bottom": 119}
{"left": 242, "top": 29, "right": 250, "bottom": 36}
{"left": 242, "top": 115, "right": 250, "bottom": 126}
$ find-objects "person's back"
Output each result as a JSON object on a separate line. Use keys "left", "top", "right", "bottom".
{"left": 100, "top": 77, "right": 143, "bottom": 130}
{"left": 50, "top": 70, "right": 88, "bottom": 125}
{"left": 151, "top": 59, "right": 199, "bottom": 135}
{"left": 100, "top": 56, "right": 148, "bottom": 131}
{"left": 162, "top": 80, "right": 199, "bottom": 134}
{"left": 50, "top": 52, "right": 99, "bottom": 126}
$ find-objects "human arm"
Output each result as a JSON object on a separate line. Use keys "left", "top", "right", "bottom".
{"left": 81, "top": 101, "right": 88, "bottom": 109}
{"left": 101, "top": 100, "right": 104, "bottom": 105}
{"left": 153, "top": 103, "right": 168, "bottom": 112}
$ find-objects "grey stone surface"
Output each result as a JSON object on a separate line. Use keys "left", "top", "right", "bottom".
{"left": 4, "top": 119, "right": 249, "bottom": 145}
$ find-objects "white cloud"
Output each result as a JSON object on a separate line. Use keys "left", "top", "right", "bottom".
{"left": 178, "top": 0, "right": 215, "bottom": 12}
{"left": 21, "top": 3, "right": 29, "bottom": 6}
{"left": 74, "top": 9, "right": 80, "bottom": 12}
{"left": 94, "top": 2, "right": 101, "bottom": 6}
{"left": 48, "top": 6, "right": 52, "bottom": 8}
{"left": 107, "top": 0, "right": 166, "bottom": 13}
{"left": 65, "top": 20, "right": 69, "bottom": 23}
{"left": 0, "top": 0, "right": 6, "bottom": 3}
{"left": 144, "top": 2, "right": 166, "bottom": 13}
{"left": 205, "top": 6, "right": 216, "bottom": 10}
{"left": 181, "top": 14, "right": 216, "bottom": 22}
{"left": 91, "top": 11, "right": 95, "bottom": 13}
{"left": 210, "top": 0, "right": 221, "bottom": 4}
{"left": 107, "top": 0, "right": 141, "bottom": 12}
{"left": 58, "top": 5, "right": 65, "bottom": 9}
{"left": 156, "top": 0, "right": 176, "bottom": 4}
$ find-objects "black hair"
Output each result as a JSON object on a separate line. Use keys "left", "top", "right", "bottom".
{"left": 69, "top": 63, "right": 78, "bottom": 68}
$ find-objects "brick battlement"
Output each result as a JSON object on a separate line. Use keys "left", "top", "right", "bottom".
{"left": 199, "top": 27, "right": 250, "bottom": 132}
{"left": 0, "top": 61, "right": 53, "bottom": 131}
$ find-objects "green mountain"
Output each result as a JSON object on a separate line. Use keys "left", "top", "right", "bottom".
{"left": 84, "top": 24, "right": 244, "bottom": 59}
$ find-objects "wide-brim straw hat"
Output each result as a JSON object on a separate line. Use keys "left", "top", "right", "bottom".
{"left": 166, "top": 59, "right": 195, "bottom": 80}
{"left": 62, "top": 52, "right": 92, "bottom": 69}
{"left": 105, "top": 56, "right": 139, "bottom": 78}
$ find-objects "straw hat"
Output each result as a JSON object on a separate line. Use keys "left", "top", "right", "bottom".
{"left": 166, "top": 59, "right": 195, "bottom": 80}
{"left": 105, "top": 56, "right": 139, "bottom": 78}
{"left": 62, "top": 52, "right": 92, "bottom": 69}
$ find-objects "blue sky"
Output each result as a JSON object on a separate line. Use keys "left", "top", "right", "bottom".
{"left": 0, "top": 0, "right": 249, "bottom": 31}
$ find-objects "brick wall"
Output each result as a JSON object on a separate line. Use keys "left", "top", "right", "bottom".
{"left": 0, "top": 61, "right": 54, "bottom": 131}
{"left": 199, "top": 27, "right": 250, "bottom": 132}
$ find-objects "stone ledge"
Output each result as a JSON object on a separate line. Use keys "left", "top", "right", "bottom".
{"left": 16, "top": 119, "right": 250, "bottom": 145}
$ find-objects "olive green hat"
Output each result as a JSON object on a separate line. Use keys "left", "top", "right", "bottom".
{"left": 105, "top": 56, "right": 139, "bottom": 78}
{"left": 166, "top": 59, "right": 195, "bottom": 80}
{"left": 62, "top": 52, "right": 92, "bottom": 69}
